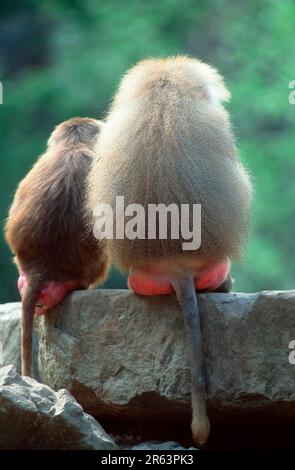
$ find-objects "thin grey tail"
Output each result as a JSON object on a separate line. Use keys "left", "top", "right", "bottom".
{"left": 21, "top": 276, "right": 42, "bottom": 377}
{"left": 171, "top": 276, "right": 210, "bottom": 446}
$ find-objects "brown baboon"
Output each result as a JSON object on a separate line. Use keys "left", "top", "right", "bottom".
{"left": 5, "top": 117, "right": 109, "bottom": 378}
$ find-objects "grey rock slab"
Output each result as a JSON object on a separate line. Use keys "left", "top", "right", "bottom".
{"left": 0, "top": 302, "right": 39, "bottom": 378}
{"left": 0, "top": 364, "right": 117, "bottom": 450}
{"left": 30, "top": 289, "right": 295, "bottom": 420}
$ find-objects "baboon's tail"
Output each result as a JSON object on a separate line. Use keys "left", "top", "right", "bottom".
{"left": 21, "top": 276, "right": 42, "bottom": 377}
{"left": 172, "top": 276, "right": 210, "bottom": 447}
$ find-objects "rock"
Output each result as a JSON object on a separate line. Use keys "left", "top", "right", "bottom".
{"left": 0, "top": 303, "right": 39, "bottom": 378}
{"left": 0, "top": 303, "right": 21, "bottom": 370}
{"left": 33, "top": 289, "right": 295, "bottom": 428}
{"left": 0, "top": 365, "right": 117, "bottom": 450}
{"left": 127, "top": 441, "right": 197, "bottom": 450}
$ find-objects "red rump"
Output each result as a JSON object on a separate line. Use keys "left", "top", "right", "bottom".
{"left": 128, "top": 259, "right": 230, "bottom": 296}
{"left": 18, "top": 270, "right": 81, "bottom": 316}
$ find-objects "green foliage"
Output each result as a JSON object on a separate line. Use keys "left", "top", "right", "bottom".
{"left": 0, "top": 0, "right": 294, "bottom": 301}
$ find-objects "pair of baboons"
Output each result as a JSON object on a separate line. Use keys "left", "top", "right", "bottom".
{"left": 5, "top": 56, "right": 251, "bottom": 446}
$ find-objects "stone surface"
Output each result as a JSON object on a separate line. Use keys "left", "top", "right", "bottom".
{"left": 0, "top": 302, "right": 39, "bottom": 378}
{"left": 0, "top": 365, "right": 117, "bottom": 450}
{"left": 127, "top": 441, "right": 197, "bottom": 450}
{"left": 34, "top": 289, "right": 295, "bottom": 423}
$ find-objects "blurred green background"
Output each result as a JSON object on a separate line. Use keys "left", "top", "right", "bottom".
{"left": 0, "top": 0, "right": 294, "bottom": 303}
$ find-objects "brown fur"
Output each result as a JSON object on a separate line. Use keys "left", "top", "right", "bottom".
{"left": 5, "top": 117, "right": 109, "bottom": 377}
{"left": 88, "top": 56, "right": 252, "bottom": 446}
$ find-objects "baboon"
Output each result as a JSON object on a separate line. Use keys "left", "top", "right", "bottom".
{"left": 5, "top": 117, "right": 109, "bottom": 378}
{"left": 88, "top": 56, "right": 251, "bottom": 446}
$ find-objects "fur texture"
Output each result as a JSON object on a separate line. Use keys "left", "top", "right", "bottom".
{"left": 88, "top": 56, "right": 251, "bottom": 271}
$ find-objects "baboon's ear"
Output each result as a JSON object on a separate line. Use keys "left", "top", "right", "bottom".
{"left": 196, "top": 61, "right": 231, "bottom": 104}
